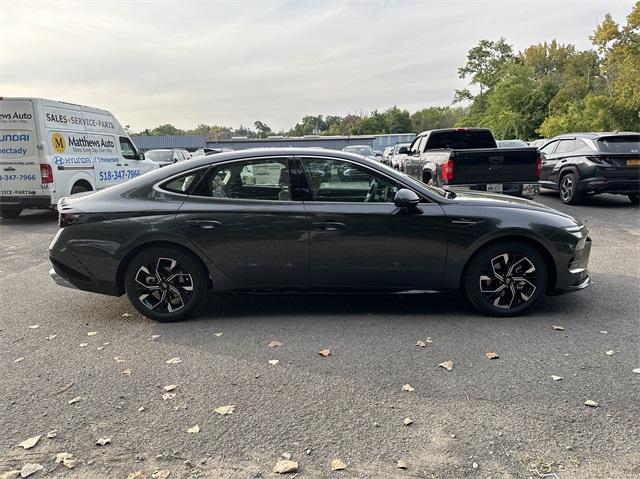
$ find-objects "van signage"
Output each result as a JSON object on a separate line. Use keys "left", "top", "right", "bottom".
{"left": 44, "top": 107, "right": 118, "bottom": 133}
{"left": 50, "top": 132, "right": 117, "bottom": 155}
{"left": 0, "top": 133, "right": 30, "bottom": 142}
{"left": 0, "top": 112, "right": 33, "bottom": 121}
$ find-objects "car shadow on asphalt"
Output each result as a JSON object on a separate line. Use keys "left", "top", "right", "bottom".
{"left": 538, "top": 190, "right": 636, "bottom": 208}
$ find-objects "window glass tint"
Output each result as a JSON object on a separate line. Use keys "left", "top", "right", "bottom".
{"left": 194, "top": 158, "right": 291, "bottom": 201}
{"left": 555, "top": 139, "right": 575, "bottom": 154}
{"left": 119, "top": 137, "right": 137, "bottom": 159}
{"left": 540, "top": 141, "right": 558, "bottom": 154}
{"left": 574, "top": 139, "right": 595, "bottom": 154}
{"left": 161, "top": 168, "right": 206, "bottom": 194}
{"left": 426, "top": 130, "right": 495, "bottom": 149}
{"left": 301, "top": 158, "right": 398, "bottom": 202}
{"left": 596, "top": 135, "right": 640, "bottom": 153}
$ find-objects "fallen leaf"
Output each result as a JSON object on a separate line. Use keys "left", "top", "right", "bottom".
{"left": 331, "top": 459, "right": 347, "bottom": 470}
{"left": 268, "top": 341, "right": 283, "bottom": 348}
{"left": 214, "top": 405, "right": 235, "bottom": 415}
{"left": 151, "top": 470, "right": 170, "bottom": 479}
{"left": 552, "top": 325, "right": 564, "bottom": 331}
{"left": 318, "top": 348, "right": 331, "bottom": 357}
{"left": 138, "top": 406, "right": 145, "bottom": 412}
{"left": 214, "top": 332, "right": 223, "bottom": 337}
{"left": 0, "top": 470, "right": 20, "bottom": 479}
{"left": 18, "top": 435, "right": 41, "bottom": 449}
{"left": 148, "top": 335, "right": 160, "bottom": 340}
{"left": 282, "top": 452, "right": 292, "bottom": 460}
{"left": 47, "top": 430, "right": 57, "bottom": 438}
{"left": 599, "top": 330, "right": 608, "bottom": 334}
{"left": 472, "top": 462, "right": 479, "bottom": 469}
{"left": 103, "top": 342, "right": 110, "bottom": 346}
{"left": 123, "top": 368, "right": 133, "bottom": 376}
{"left": 273, "top": 460, "right": 298, "bottom": 474}
{"left": 605, "top": 350, "right": 616, "bottom": 356}
{"left": 551, "top": 375, "right": 563, "bottom": 381}
{"left": 97, "top": 347, "right": 104, "bottom": 351}
{"left": 439, "top": 360, "right": 454, "bottom": 371}
{"left": 96, "top": 437, "right": 111, "bottom": 446}
{"left": 163, "top": 384, "right": 178, "bottom": 392}
{"left": 403, "top": 417, "right": 413, "bottom": 426}
{"left": 187, "top": 425, "right": 200, "bottom": 434}
{"left": 584, "top": 399, "right": 599, "bottom": 408}
{"left": 127, "top": 471, "right": 146, "bottom": 479}
{"left": 484, "top": 351, "right": 499, "bottom": 360}
{"left": 27, "top": 325, "right": 39, "bottom": 329}
{"left": 165, "top": 357, "right": 182, "bottom": 364}
{"left": 55, "top": 453, "right": 77, "bottom": 469}
{"left": 162, "top": 393, "right": 175, "bottom": 401}
{"left": 114, "top": 357, "right": 126, "bottom": 363}
{"left": 633, "top": 368, "right": 640, "bottom": 374}
{"left": 79, "top": 343, "right": 88, "bottom": 347}
{"left": 402, "top": 384, "right": 415, "bottom": 392}
{"left": 46, "top": 335, "right": 57, "bottom": 340}
{"left": 19, "top": 463, "right": 43, "bottom": 477}
{"left": 68, "top": 396, "right": 81, "bottom": 405}
{"left": 87, "top": 331, "right": 97, "bottom": 336}
{"left": 268, "top": 359, "right": 280, "bottom": 365}
{"left": 14, "top": 357, "right": 25, "bottom": 363}
{"left": 397, "top": 459, "right": 408, "bottom": 469}
{"left": 121, "top": 313, "right": 133, "bottom": 317}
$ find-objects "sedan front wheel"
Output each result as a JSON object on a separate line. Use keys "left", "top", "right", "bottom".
{"left": 464, "top": 242, "right": 547, "bottom": 316}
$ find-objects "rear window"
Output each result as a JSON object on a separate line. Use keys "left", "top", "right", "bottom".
{"left": 426, "top": 130, "right": 496, "bottom": 149}
{"left": 596, "top": 135, "right": 640, "bottom": 154}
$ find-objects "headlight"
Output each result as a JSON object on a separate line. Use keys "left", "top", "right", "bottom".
{"left": 564, "top": 224, "right": 588, "bottom": 250}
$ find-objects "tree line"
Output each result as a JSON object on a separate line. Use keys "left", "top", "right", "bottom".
{"left": 133, "top": 3, "right": 639, "bottom": 141}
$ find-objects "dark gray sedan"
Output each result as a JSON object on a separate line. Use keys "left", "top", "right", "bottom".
{"left": 49, "top": 148, "right": 591, "bottom": 322}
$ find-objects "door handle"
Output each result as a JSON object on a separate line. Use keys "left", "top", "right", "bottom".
{"left": 186, "top": 220, "right": 222, "bottom": 229}
{"left": 312, "top": 221, "right": 345, "bottom": 231}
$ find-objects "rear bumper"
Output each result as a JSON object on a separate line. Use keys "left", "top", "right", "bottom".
{"left": 577, "top": 177, "right": 640, "bottom": 195}
{"left": 0, "top": 195, "right": 51, "bottom": 209}
{"left": 447, "top": 182, "right": 540, "bottom": 198}
{"left": 49, "top": 256, "right": 120, "bottom": 296}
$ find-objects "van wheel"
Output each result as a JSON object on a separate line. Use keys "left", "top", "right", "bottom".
{"left": 0, "top": 207, "right": 22, "bottom": 218}
{"left": 71, "top": 183, "right": 91, "bottom": 195}
{"left": 124, "top": 247, "right": 208, "bottom": 322}
{"left": 464, "top": 242, "right": 547, "bottom": 316}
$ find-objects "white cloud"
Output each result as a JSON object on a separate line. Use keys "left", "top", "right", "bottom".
{"left": 0, "top": 0, "right": 632, "bottom": 131}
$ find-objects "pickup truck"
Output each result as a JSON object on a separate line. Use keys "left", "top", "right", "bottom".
{"left": 401, "top": 128, "right": 541, "bottom": 197}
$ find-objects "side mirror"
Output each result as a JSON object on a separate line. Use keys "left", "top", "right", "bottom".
{"left": 394, "top": 188, "right": 420, "bottom": 208}
{"left": 398, "top": 146, "right": 408, "bottom": 154}
{"left": 138, "top": 150, "right": 145, "bottom": 161}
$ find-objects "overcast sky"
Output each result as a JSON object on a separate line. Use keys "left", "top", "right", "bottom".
{"left": 0, "top": 0, "right": 633, "bottom": 132}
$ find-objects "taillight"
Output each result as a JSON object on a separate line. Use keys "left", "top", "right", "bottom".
{"left": 441, "top": 159, "right": 455, "bottom": 182}
{"left": 40, "top": 164, "right": 53, "bottom": 184}
{"left": 536, "top": 155, "right": 542, "bottom": 177}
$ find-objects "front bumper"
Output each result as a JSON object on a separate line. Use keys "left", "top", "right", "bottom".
{"left": 49, "top": 267, "right": 78, "bottom": 290}
{"left": 551, "top": 237, "right": 592, "bottom": 295}
{"left": 0, "top": 195, "right": 51, "bottom": 209}
{"left": 577, "top": 177, "right": 640, "bottom": 195}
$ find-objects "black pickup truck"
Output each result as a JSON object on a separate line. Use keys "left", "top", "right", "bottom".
{"left": 401, "top": 128, "right": 541, "bottom": 197}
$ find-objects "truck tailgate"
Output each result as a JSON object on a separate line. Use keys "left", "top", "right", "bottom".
{"left": 448, "top": 147, "right": 539, "bottom": 185}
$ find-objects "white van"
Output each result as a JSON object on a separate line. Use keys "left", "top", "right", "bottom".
{"left": 0, "top": 97, "right": 158, "bottom": 217}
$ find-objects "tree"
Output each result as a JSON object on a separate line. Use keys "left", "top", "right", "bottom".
{"left": 254, "top": 121, "right": 272, "bottom": 138}
{"left": 411, "top": 106, "right": 466, "bottom": 132}
{"left": 149, "top": 124, "right": 185, "bottom": 136}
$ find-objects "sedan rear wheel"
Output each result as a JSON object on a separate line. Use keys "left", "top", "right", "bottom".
{"left": 125, "top": 247, "right": 208, "bottom": 322}
{"left": 465, "top": 242, "right": 547, "bottom": 316}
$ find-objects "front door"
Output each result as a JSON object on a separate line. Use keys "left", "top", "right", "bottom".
{"left": 297, "top": 156, "right": 449, "bottom": 290}
{"left": 176, "top": 156, "right": 308, "bottom": 288}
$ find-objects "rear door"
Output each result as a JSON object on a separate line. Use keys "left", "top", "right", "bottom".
{"left": 0, "top": 99, "right": 43, "bottom": 200}
{"left": 539, "top": 140, "right": 559, "bottom": 183}
{"left": 544, "top": 139, "right": 574, "bottom": 184}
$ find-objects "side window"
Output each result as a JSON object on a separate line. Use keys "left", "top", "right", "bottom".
{"left": 574, "top": 139, "right": 595, "bottom": 154}
{"left": 160, "top": 168, "right": 208, "bottom": 194}
{"left": 408, "top": 136, "right": 421, "bottom": 155}
{"left": 119, "top": 137, "right": 138, "bottom": 160}
{"left": 192, "top": 158, "right": 292, "bottom": 201}
{"left": 555, "top": 139, "right": 575, "bottom": 155}
{"left": 540, "top": 141, "right": 558, "bottom": 155}
{"left": 301, "top": 157, "right": 399, "bottom": 203}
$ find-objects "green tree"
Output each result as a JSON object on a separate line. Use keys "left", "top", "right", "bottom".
{"left": 253, "top": 121, "right": 272, "bottom": 138}
{"left": 150, "top": 124, "right": 185, "bottom": 136}
{"left": 411, "top": 106, "right": 466, "bottom": 132}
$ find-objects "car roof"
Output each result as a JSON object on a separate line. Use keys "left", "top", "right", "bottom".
{"left": 550, "top": 132, "right": 640, "bottom": 141}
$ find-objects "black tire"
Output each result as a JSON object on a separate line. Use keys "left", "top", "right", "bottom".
{"left": 124, "top": 247, "right": 208, "bottom": 322}
{"left": 0, "top": 207, "right": 22, "bottom": 218}
{"left": 628, "top": 194, "right": 640, "bottom": 205}
{"left": 71, "top": 183, "right": 91, "bottom": 195}
{"left": 464, "top": 241, "right": 548, "bottom": 316}
{"left": 559, "top": 173, "right": 582, "bottom": 204}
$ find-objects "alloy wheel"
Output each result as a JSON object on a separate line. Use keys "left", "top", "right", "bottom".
{"left": 560, "top": 176, "right": 574, "bottom": 202}
{"left": 134, "top": 257, "right": 194, "bottom": 313}
{"left": 479, "top": 253, "right": 537, "bottom": 310}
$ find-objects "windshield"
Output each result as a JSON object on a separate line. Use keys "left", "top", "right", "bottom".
{"left": 145, "top": 150, "right": 173, "bottom": 161}
{"left": 497, "top": 140, "right": 527, "bottom": 148}
{"left": 597, "top": 135, "right": 640, "bottom": 154}
{"left": 344, "top": 146, "right": 374, "bottom": 157}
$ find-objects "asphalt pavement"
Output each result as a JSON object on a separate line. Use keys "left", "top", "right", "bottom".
{"left": 1, "top": 191, "right": 639, "bottom": 478}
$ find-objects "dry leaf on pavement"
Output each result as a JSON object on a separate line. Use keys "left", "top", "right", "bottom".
{"left": 114, "top": 357, "right": 126, "bottom": 363}
{"left": 268, "top": 359, "right": 279, "bottom": 365}
{"left": 484, "top": 351, "right": 499, "bottom": 359}
{"left": 68, "top": 396, "right": 81, "bottom": 405}
{"left": 151, "top": 470, "right": 170, "bottom": 479}
{"left": 162, "top": 393, "right": 175, "bottom": 401}
{"left": 187, "top": 425, "right": 200, "bottom": 434}
{"left": 87, "top": 331, "right": 97, "bottom": 336}
{"left": 18, "top": 435, "right": 41, "bottom": 449}
{"left": 55, "top": 452, "right": 77, "bottom": 469}
{"left": 0, "top": 470, "right": 20, "bottom": 479}
{"left": 273, "top": 460, "right": 298, "bottom": 474}
{"left": 605, "top": 350, "right": 616, "bottom": 356}
{"left": 127, "top": 471, "right": 146, "bottom": 479}
{"left": 552, "top": 325, "right": 564, "bottom": 331}
{"left": 13, "top": 357, "right": 24, "bottom": 363}
{"left": 282, "top": 452, "right": 292, "bottom": 459}
{"left": 331, "top": 459, "right": 347, "bottom": 470}
{"left": 138, "top": 406, "right": 145, "bottom": 412}
{"left": 46, "top": 335, "right": 57, "bottom": 340}
{"left": 318, "top": 348, "right": 331, "bottom": 357}
{"left": 268, "top": 340, "right": 283, "bottom": 348}
{"left": 79, "top": 343, "right": 88, "bottom": 347}
{"left": 439, "top": 360, "right": 454, "bottom": 371}
{"left": 19, "top": 464, "right": 43, "bottom": 478}
{"left": 27, "top": 325, "right": 39, "bottom": 329}
{"left": 123, "top": 369, "right": 133, "bottom": 376}
{"left": 148, "top": 335, "right": 160, "bottom": 340}
{"left": 403, "top": 417, "right": 413, "bottom": 426}
{"left": 47, "top": 430, "right": 57, "bottom": 438}
{"left": 397, "top": 459, "right": 408, "bottom": 469}
{"left": 402, "top": 384, "right": 415, "bottom": 392}
{"left": 163, "top": 384, "right": 178, "bottom": 392}
{"left": 551, "top": 375, "right": 563, "bottom": 381}
{"left": 96, "top": 437, "right": 111, "bottom": 446}
{"left": 214, "top": 332, "right": 223, "bottom": 337}
{"left": 214, "top": 405, "right": 235, "bottom": 415}
{"left": 415, "top": 341, "right": 426, "bottom": 347}
{"left": 165, "top": 357, "right": 182, "bottom": 364}
{"left": 633, "top": 368, "right": 640, "bottom": 374}
{"left": 584, "top": 399, "right": 599, "bottom": 408}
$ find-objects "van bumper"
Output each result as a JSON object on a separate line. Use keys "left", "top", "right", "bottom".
{"left": 0, "top": 195, "right": 52, "bottom": 209}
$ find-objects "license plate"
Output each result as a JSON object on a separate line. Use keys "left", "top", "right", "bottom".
{"left": 627, "top": 159, "right": 640, "bottom": 166}
{"left": 487, "top": 183, "right": 503, "bottom": 193}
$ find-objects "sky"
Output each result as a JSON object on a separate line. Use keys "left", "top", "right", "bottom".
{"left": 0, "top": 0, "right": 634, "bottom": 132}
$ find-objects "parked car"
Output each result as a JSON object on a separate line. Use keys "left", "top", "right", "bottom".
{"left": 390, "top": 142, "right": 411, "bottom": 170}
{"left": 529, "top": 139, "right": 548, "bottom": 149}
{"left": 373, "top": 150, "right": 385, "bottom": 162}
{"left": 145, "top": 148, "right": 189, "bottom": 167}
{"left": 538, "top": 132, "right": 640, "bottom": 204}
{"left": 49, "top": 148, "right": 591, "bottom": 322}
{"left": 403, "top": 128, "right": 541, "bottom": 198}
{"left": 383, "top": 146, "right": 394, "bottom": 160}
{"left": 192, "top": 148, "right": 232, "bottom": 158}
{"left": 497, "top": 139, "right": 529, "bottom": 148}
{"left": 342, "top": 145, "right": 376, "bottom": 160}
{"left": 0, "top": 97, "right": 157, "bottom": 218}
